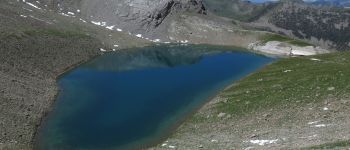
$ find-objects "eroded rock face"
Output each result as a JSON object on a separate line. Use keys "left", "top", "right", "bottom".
{"left": 31, "top": 0, "right": 206, "bottom": 36}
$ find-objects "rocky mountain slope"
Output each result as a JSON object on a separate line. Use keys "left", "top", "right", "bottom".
{"left": 250, "top": 0, "right": 350, "bottom": 50}
{"left": 18, "top": 0, "right": 335, "bottom": 53}
{"left": 26, "top": 0, "right": 206, "bottom": 40}
{"left": 202, "top": 0, "right": 278, "bottom": 22}
{"left": 0, "top": 0, "right": 148, "bottom": 149}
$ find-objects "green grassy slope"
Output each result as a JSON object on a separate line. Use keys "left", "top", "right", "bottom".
{"left": 156, "top": 51, "right": 350, "bottom": 150}
{"left": 260, "top": 34, "right": 313, "bottom": 47}
{"left": 217, "top": 51, "right": 350, "bottom": 117}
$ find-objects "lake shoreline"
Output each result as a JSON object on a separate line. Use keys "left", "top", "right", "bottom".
{"left": 31, "top": 53, "right": 103, "bottom": 149}
{"left": 35, "top": 45, "right": 275, "bottom": 149}
{"left": 150, "top": 52, "right": 350, "bottom": 149}
{"left": 143, "top": 60, "right": 276, "bottom": 150}
{"left": 31, "top": 44, "right": 159, "bottom": 149}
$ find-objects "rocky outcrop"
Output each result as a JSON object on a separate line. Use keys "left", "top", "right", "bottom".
{"left": 248, "top": 41, "right": 330, "bottom": 56}
{"left": 27, "top": 0, "right": 206, "bottom": 38}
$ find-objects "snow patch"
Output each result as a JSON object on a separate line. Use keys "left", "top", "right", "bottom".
{"left": 168, "top": 145, "right": 176, "bottom": 149}
{"left": 67, "top": 12, "right": 75, "bottom": 15}
{"left": 180, "top": 40, "right": 189, "bottom": 43}
{"left": 152, "top": 39, "right": 161, "bottom": 43}
{"left": 313, "top": 124, "right": 327, "bottom": 128}
{"left": 310, "top": 58, "right": 321, "bottom": 61}
{"left": 250, "top": 139, "right": 278, "bottom": 146}
{"left": 106, "top": 25, "right": 115, "bottom": 30}
{"left": 25, "top": 2, "right": 41, "bottom": 10}
{"left": 307, "top": 121, "right": 320, "bottom": 125}
{"left": 59, "top": 13, "right": 70, "bottom": 17}
{"left": 91, "top": 21, "right": 106, "bottom": 26}
{"left": 99, "top": 48, "right": 106, "bottom": 52}
{"left": 136, "top": 34, "right": 142, "bottom": 38}
{"left": 79, "top": 18, "right": 87, "bottom": 23}
{"left": 312, "top": 124, "right": 332, "bottom": 128}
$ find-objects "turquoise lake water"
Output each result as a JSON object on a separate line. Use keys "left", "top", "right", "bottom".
{"left": 36, "top": 45, "right": 275, "bottom": 150}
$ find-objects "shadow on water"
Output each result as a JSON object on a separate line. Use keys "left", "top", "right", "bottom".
{"left": 35, "top": 44, "right": 275, "bottom": 150}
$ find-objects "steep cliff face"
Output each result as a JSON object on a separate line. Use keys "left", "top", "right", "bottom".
{"left": 26, "top": 0, "right": 206, "bottom": 39}
{"left": 252, "top": 0, "right": 350, "bottom": 50}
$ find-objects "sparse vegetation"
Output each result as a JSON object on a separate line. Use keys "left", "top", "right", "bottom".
{"left": 304, "top": 140, "right": 350, "bottom": 149}
{"left": 218, "top": 51, "right": 350, "bottom": 116}
{"left": 157, "top": 50, "right": 350, "bottom": 150}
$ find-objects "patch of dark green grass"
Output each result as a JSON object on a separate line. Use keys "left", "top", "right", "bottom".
{"left": 288, "top": 40, "right": 313, "bottom": 47}
{"left": 261, "top": 34, "right": 313, "bottom": 47}
{"left": 303, "top": 140, "right": 350, "bottom": 149}
{"left": 217, "top": 51, "right": 350, "bottom": 117}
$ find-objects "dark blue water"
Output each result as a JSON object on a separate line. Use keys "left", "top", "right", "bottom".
{"left": 36, "top": 45, "right": 274, "bottom": 150}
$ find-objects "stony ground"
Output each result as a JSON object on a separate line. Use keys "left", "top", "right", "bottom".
{"left": 151, "top": 52, "right": 350, "bottom": 150}
{"left": 0, "top": 1, "right": 148, "bottom": 149}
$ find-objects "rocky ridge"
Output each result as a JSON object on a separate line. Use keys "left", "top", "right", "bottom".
{"left": 25, "top": 0, "right": 207, "bottom": 40}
